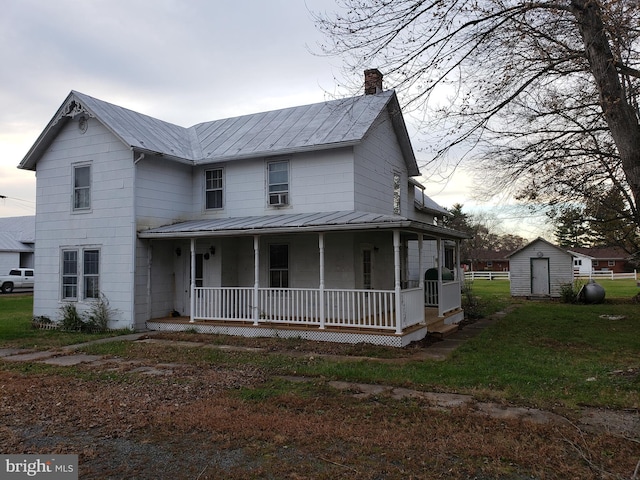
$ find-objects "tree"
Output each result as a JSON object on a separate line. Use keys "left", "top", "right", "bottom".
{"left": 444, "top": 204, "right": 528, "bottom": 269}
{"left": 314, "top": 0, "right": 640, "bottom": 234}
{"left": 584, "top": 187, "right": 640, "bottom": 251}
{"left": 548, "top": 205, "right": 590, "bottom": 248}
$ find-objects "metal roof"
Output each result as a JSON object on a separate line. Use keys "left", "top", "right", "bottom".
{"left": 138, "top": 210, "right": 468, "bottom": 240}
{"left": 0, "top": 216, "right": 35, "bottom": 252}
{"left": 19, "top": 90, "right": 419, "bottom": 175}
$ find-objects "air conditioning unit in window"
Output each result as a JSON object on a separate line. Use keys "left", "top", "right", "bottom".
{"left": 269, "top": 193, "right": 288, "bottom": 206}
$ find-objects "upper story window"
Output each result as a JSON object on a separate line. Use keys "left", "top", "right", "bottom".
{"left": 268, "top": 161, "right": 289, "bottom": 206}
{"left": 393, "top": 173, "right": 401, "bottom": 214}
{"left": 73, "top": 164, "right": 91, "bottom": 211}
{"left": 205, "top": 168, "right": 223, "bottom": 209}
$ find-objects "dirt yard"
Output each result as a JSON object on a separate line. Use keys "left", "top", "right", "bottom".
{"left": 1, "top": 337, "right": 639, "bottom": 479}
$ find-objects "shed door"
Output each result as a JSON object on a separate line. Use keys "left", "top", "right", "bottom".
{"left": 531, "top": 258, "right": 550, "bottom": 295}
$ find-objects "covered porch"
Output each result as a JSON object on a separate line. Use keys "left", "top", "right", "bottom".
{"left": 139, "top": 211, "right": 466, "bottom": 347}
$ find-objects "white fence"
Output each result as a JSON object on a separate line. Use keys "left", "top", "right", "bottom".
{"left": 464, "top": 270, "right": 637, "bottom": 280}
{"left": 464, "top": 271, "right": 510, "bottom": 280}
{"left": 574, "top": 270, "right": 638, "bottom": 280}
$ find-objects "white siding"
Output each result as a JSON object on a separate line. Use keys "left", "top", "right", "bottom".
{"left": 33, "top": 117, "right": 136, "bottom": 328}
{"left": 0, "top": 253, "right": 21, "bottom": 276}
{"left": 509, "top": 240, "right": 573, "bottom": 297}
{"left": 353, "top": 112, "right": 409, "bottom": 215}
{"left": 193, "top": 149, "right": 356, "bottom": 219}
{"left": 135, "top": 157, "right": 193, "bottom": 230}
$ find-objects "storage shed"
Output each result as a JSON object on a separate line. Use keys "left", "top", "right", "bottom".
{"left": 506, "top": 237, "right": 574, "bottom": 298}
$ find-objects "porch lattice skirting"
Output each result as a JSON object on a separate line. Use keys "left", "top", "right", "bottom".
{"left": 146, "top": 319, "right": 429, "bottom": 348}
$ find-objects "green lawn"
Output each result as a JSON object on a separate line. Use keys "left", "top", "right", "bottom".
{"left": 1, "top": 281, "right": 639, "bottom": 411}
{"left": 0, "top": 295, "right": 125, "bottom": 348}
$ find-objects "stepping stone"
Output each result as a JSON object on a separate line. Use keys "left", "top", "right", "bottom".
{"left": 2, "top": 351, "right": 58, "bottom": 362}
{"left": 0, "top": 348, "right": 33, "bottom": 358}
{"left": 42, "top": 354, "right": 104, "bottom": 366}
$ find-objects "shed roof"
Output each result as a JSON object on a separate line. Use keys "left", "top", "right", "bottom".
{"left": 506, "top": 237, "right": 572, "bottom": 258}
{"left": 19, "top": 90, "right": 419, "bottom": 175}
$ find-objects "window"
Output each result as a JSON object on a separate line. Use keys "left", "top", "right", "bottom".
{"left": 268, "top": 161, "right": 289, "bottom": 206}
{"left": 62, "top": 250, "right": 78, "bottom": 299}
{"left": 83, "top": 250, "right": 100, "bottom": 299}
{"left": 61, "top": 248, "right": 100, "bottom": 300}
{"left": 205, "top": 168, "right": 223, "bottom": 209}
{"left": 574, "top": 259, "right": 582, "bottom": 266}
{"left": 608, "top": 260, "right": 615, "bottom": 267}
{"left": 269, "top": 244, "right": 289, "bottom": 288}
{"left": 362, "top": 249, "right": 372, "bottom": 289}
{"left": 393, "top": 173, "right": 401, "bottom": 214}
{"left": 73, "top": 165, "right": 91, "bottom": 210}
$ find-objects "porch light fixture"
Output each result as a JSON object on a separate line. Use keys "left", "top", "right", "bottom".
{"left": 209, "top": 245, "right": 215, "bottom": 255}
{"left": 175, "top": 247, "right": 181, "bottom": 257}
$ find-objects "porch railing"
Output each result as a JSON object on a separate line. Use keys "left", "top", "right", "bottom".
{"left": 193, "top": 284, "right": 458, "bottom": 331}
{"left": 425, "top": 280, "right": 462, "bottom": 315}
{"left": 193, "top": 286, "right": 425, "bottom": 331}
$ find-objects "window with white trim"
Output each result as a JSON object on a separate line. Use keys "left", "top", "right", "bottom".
{"left": 205, "top": 168, "right": 223, "bottom": 209}
{"left": 73, "top": 164, "right": 91, "bottom": 210}
{"left": 61, "top": 248, "right": 100, "bottom": 300}
{"left": 268, "top": 161, "right": 289, "bottom": 206}
{"left": 269, "top": 244, "right": 289, "bottom": 288}
{"left": 62, "top": 250, "right": 78, "bottom": 299}
{"left": 608, "top": 260, "right": 615, "bottom": 266}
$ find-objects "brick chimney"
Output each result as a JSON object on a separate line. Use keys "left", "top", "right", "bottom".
{"left": 364, "top": 69, "right": 383, "bottom": 95}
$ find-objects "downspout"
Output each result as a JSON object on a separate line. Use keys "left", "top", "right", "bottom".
{"left": 393, "top": 230, "right": 402, "bottom": 334}
{"left": 189, "top": 238, "right": 195, "bottom": 323}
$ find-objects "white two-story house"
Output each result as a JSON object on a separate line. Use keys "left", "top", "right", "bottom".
{"left": 19, "top": 70, "right": 467, "bottom": 346}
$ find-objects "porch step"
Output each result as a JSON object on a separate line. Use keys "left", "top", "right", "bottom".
{"left": 426, "top": 318, "right": 460, "bottom": 338}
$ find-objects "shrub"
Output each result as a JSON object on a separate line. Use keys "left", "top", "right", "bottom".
{"left": 559, "top": 280, "right": 586, "bottom": 304}
{"left": 85, "top": 293, "right": 116, "bottom": 333}
{"left": 462, "top": 280, "right": 484, "bottom": 319}
{"left": 59, "top": 303, "right": 85, "bottom": 331}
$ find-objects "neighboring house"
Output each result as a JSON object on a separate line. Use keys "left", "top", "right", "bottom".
{"left": 568, "top": 246, "right": 635, "bottom": 274}
{"left": 18, "top": 70, "right": 467, "bottom": 346}
{"left": 0, "top": 216, "right": 35, "bottom": 274}
{"left": 507, "top": 238, "right": 573, "bottom": 297}
{"left": 472, "top": 250, "right": 511, "bottom": 272}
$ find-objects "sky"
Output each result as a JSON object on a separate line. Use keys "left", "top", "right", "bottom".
{"left": 0, "top": 0, "right": 552, "bottom": 239}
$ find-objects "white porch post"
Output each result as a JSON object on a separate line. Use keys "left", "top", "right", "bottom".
{"left": 189, "top": 238, "right": 196, "bottom": 323}
{"left": 318, "top": 233, "right": 326, "bottom": 329}
{"left": 437, "top": 237, "right": 444, "bottom": 317}
{"left": 456, "top": 239, "right": 462, "bottom": 281}
{"left": 418, "top": 234, "right": 424, "bottom": 290}
{"left": 253, "top": 235, "right": 260, "bottom": 325}
{"left": 393, "top": 230, "right": 402, "bottom": 334}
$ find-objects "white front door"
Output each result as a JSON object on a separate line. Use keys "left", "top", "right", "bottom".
{"left": 531, "top": 258, "right": 550, "bottom": 295}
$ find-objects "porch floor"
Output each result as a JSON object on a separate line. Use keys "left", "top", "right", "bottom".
{"left": 146, "top": 307, "right": 464, "bottom": 347}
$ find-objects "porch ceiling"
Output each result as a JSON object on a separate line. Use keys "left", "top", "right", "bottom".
{"left": 138, "top": 210, "right": 468, "bottom": 240}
